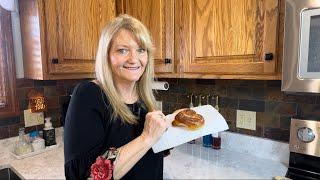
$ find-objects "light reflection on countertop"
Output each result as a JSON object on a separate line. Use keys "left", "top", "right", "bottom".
{"left": 0, "top": 128, "right": 289, "bottom": 179}
{"left": 0, "top": 128, "right": 64, "bottom": 179}
{"left": 164, "top": 142, "right": 288, "bottom": 179}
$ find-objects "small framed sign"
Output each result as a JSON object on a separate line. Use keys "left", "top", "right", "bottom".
{"left": 27, "top": 89, "right": 46, "bottom": 112}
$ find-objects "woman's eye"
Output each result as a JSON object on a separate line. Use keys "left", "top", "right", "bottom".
{"left": 118, "top": 49, "right": 128, "bottom": 54}
{"left": 137, "top": 48, "right": 146, "bottom": 53}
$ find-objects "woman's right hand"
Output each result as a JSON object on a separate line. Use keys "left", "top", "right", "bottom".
{"left": 141, "top": 111, "right": 172, "bottom": 146}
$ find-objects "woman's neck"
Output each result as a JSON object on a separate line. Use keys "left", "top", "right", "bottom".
{"left": 115, "top": 82, "right": 138, "bottom": 104}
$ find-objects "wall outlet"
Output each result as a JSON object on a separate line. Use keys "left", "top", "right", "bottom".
{"left": 24, "top": 109, "right": 44, "bottom": 127}
{"left": 236, "top": 110, "right": 256, "bottom": 130}
{"left": 156, "top": 101, "right": 163, "bottom": 111}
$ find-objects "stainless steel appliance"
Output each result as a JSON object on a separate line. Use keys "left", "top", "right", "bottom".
{"left": 286, "top": 119, "right": 320, "bottom": 180}
{"left": 282, "top": 0, "right": 320, "bottom": 93}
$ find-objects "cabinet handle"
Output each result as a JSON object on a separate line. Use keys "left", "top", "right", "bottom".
{"left": 52, "top": 58, "right": 59, "bottom": 64}
{"left": 164, "top": 58, "right": 172, "bottom": 64}
{"left": 264, "top": 53, "right": 273, "bottom": 61}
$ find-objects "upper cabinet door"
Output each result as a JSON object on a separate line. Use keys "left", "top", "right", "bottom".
{"left": 45, "top": 0, "right": 115, "bottom": 75}
{"left": 176, "top": 0, "right": 279, "bottom": 77}
{"left": 117, "top": 0, "right": 174, "bottom": 73}
{"left": 0, "top": 6, "right": 19, "bottom": 118}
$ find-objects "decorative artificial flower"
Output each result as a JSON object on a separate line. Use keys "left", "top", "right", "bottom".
{"left": 90, "top": 156, "right": 113, "bottom": 180}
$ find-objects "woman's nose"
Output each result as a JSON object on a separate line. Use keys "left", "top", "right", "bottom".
{"left": 128, "top": 50, "right": 140, "bottom": 62}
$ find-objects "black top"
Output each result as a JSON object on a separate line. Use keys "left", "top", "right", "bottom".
{"left": 64, "top": 81, "right": 163, "bottom": 180}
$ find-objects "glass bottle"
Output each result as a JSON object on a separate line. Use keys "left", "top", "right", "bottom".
{"left": 212, "top": 132, "right": 221, "bottom": 149}
{"left": 212, "top": 96, "right": 221, "bottom": 150}
{"left": 189, "top": 95, "right": 204, "bottom": 144}
{"left": 15, "top": 127, "right": 33, "bottom": 155}
{"left": 215, "top": 95, "right": 219, "bottom": 112}
{"left": 203, "top": 95, "right": 213, "bottom": 147}
{"left": 43, "top": 117, "right": 56, "bottom": 147}
{"left": 188, "top": 94, "right": 196, "bottom": 144}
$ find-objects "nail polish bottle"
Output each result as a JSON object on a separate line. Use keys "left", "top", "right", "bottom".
{"left": 203, "top": 134, "right": 213, "bottom": 147}
{"left": 212, "top": 132, "right": 221, "bottom": 150}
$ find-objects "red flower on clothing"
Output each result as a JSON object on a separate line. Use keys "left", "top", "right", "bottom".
{"left": 90, "top": 156, "right": 113, "bottom": 180}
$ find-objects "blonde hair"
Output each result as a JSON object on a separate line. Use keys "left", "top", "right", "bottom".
{"left": 95, "top": 14, "right": 157, "bottom": 124}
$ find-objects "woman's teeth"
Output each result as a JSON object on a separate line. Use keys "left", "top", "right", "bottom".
{"left": 124, "top": 66, "right": 140, "bottom": 70}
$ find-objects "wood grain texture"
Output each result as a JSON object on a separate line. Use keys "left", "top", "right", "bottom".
{"left": 277, "top": 0, "right": 285, "bottom": 76}
{"left": 194, "top": 0, "right": 258, "bottom": 57}
{"left": 19, "top": 0, "right": 116, "bottom": 79}
{"left": 119, "top": 0, "right": 175, "bottom": 73}
{"left": 47, "top": 0, "right": 115, "bottom": 75}
{"left": 176, "top": 0, "right": 279, "bottom": 77}
{"left": 123, "top": 0, "right": 163, "bottom": 59}
{"left": 57, "top": 0, "right": 104, "bottom": 60}
{"left": 182, "top": 73, "right": 281, "bottom": 80}
{"left": 262, "top": 0, "right": 278, "bottom": 73}
{"left": 0, "top": 6, "right": 19, "bottom": 118}
{"left": 19, "top": 0, "right": 44, "bottom": 79}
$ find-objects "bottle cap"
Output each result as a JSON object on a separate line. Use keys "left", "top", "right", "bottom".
{"left": 44, "top": 117, "right": 53, "bottom": 129}
{"left": 212, "top": 132, "right": 219, "bottom": 138}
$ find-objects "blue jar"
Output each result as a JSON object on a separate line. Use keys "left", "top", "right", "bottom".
{"left": 202, "top": 134, "right": 213, "bottom": 147}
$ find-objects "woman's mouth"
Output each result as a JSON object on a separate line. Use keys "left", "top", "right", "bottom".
{"left": 123, "top": 66, "right": 140, "bottom": 70}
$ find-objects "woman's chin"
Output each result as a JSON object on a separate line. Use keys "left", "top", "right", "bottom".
{"left": 123, "top": 72, "right": 143, "bottom": 82}
{"left": 122, "top": 75, "right": 142, "bottom": 83}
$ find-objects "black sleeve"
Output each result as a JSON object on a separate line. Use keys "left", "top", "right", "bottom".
{"left": 64, "top": 82, "right": 109, "bottom": 180}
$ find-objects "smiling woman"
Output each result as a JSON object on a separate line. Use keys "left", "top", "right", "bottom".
{"left": 0, "top": 5, "right": 19, "bottom": 118}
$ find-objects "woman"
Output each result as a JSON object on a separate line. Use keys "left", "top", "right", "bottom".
{"left": 64, "top": 14, "right": 172, "bottom": 179}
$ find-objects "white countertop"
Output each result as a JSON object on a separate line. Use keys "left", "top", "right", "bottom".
{"left": 164, "top": 143, "right": 288, "bottom": 179}
{"left": 0, "top": 128, "right": 289, "bottom": 179}
{"left": 0, "top": 128, "right": 65, "bottom": 179}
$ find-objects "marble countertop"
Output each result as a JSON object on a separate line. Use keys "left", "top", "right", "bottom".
{"left": 0, "top": 128, "right": 289, "bottom": 179}
{"left": 164, "top": 143, "right": 288, "bottom": 179}
{"left": 0, "top": 128, "right": 65, "bottom": 179}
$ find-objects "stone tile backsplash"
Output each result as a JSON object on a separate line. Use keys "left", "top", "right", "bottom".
{"left": 1, "top": 78, "right": 319, "bottom": 143}
{"left": 156, "top": 79, "right": 320, "bottom": 142}
{"left": 0, "top": 79, "right": 87, "bottom": 139}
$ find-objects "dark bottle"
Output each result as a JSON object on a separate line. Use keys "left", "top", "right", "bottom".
{"left": 43, "top": 117, "right": 56, "bottom": 147}
{"left": 212, "top": 132, "right": 221, "bottom": 150}
{"left": 212, "top": 96, "right": 221, "bottom": 149}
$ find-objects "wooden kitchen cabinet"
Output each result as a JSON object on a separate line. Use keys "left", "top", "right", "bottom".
{"left": 176, "top": 0, "right": 281, "bottom": 79}
{"left": 116, "top": 0, "right": 176, "bottom": 76}
{"left": 19, "top": 0, "right": 116, "bottom": 80}
{"left": 0, "top": 7, "right": 19, "bottom": 118}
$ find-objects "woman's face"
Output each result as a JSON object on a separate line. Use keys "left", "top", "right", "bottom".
{"left": 109, "top": 29, "right": 148, "bottom": 85}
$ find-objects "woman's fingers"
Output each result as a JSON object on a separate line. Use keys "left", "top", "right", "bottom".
{"left": 153, "top": 111, "right": 172, "bottom": 130}
{"left": 143, "top": 111, "right": 168, "bottom": 144}
{"left": 146, "top": 111, "right": 166, "bottom": 128}
{"left": 164, "top": 115, "right": 175, "bottom": 125}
